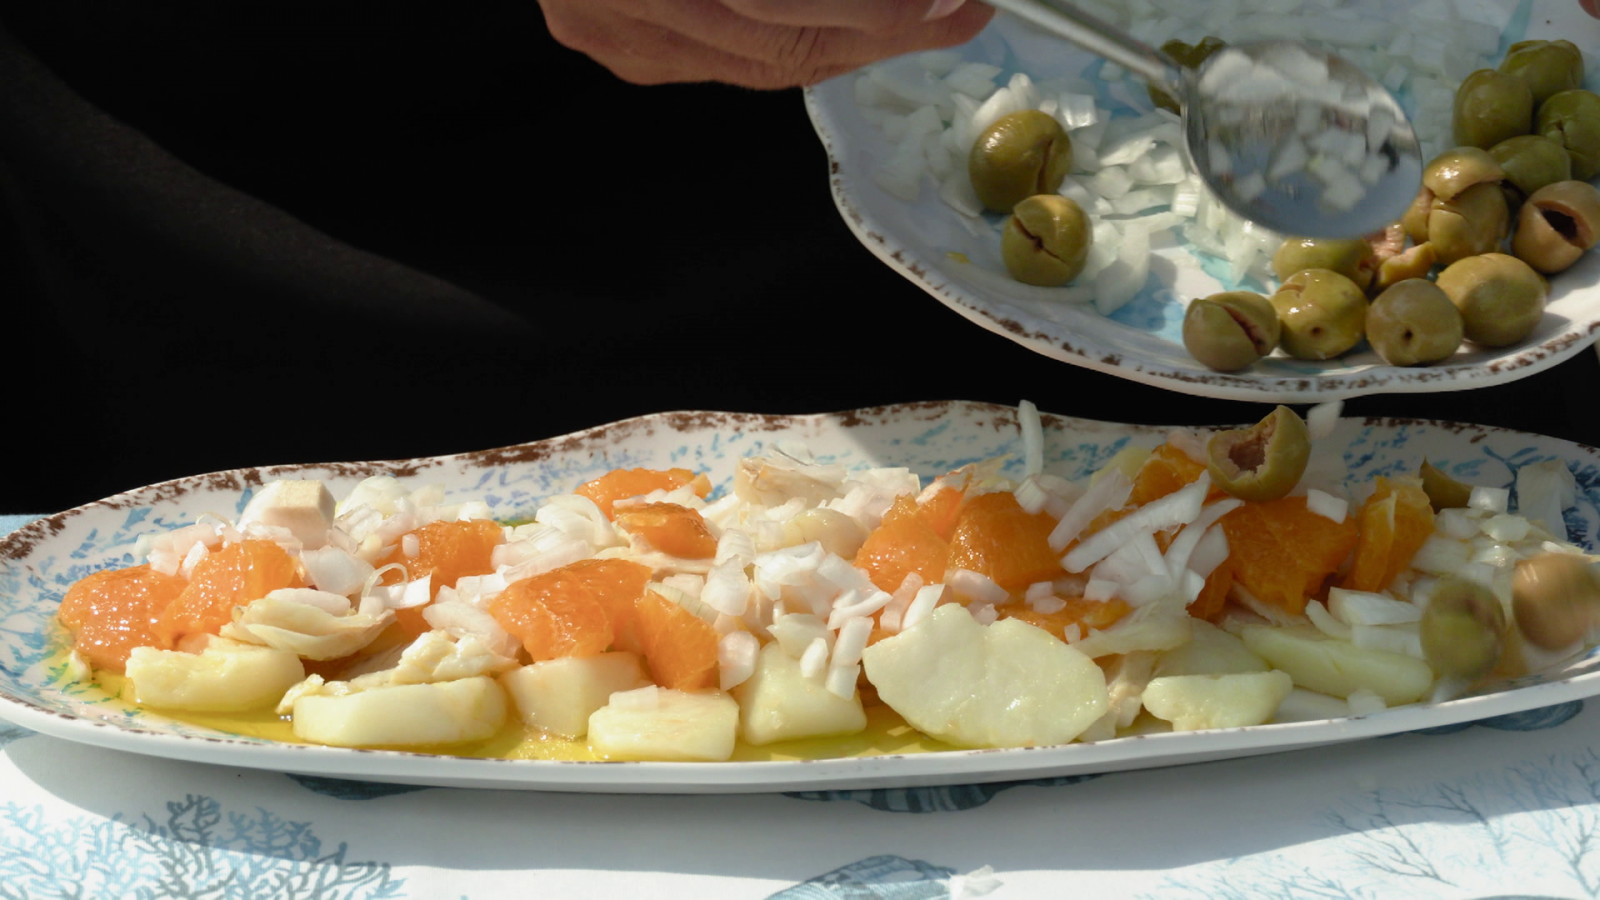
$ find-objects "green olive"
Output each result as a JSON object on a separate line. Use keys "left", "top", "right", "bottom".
{"left": 1500, "top": 39, "right": 1584, "bottom": 109}
{"left": 970, "top": 111, "right": 1074, "bottom": 213}
{"left": 1402, "top": 187, "right": 1435, "bottom": 244}
{"left": 1536, "top": 89, "right": 1600, "bottom": 181}
{"left": 1205, "top": 406, "right": 1310, "bottom": 503}
{"left": 1365, "top": 279, "right": 1463, "bottom": 366}
{"left": 1435, "top": 253, "right": 1548, "bottom": 347}
{"left": 1373, "top": 242, "right": 1438, "bottom": 293}
{"left": 1420, "top": 576, "right": 1506, "bottom": 680}
{"left": 1426, "top": 181, "right": 1510, "bottom": 266}
{"left": 1182, "top": 291, "right": 1280, "bottom": 372}
{"left": 1001, "top": 194, "right": 1092, "bottom": 286}
{"left": 1454, "top": 69, "right": 1535, "bottom": 150}
{"left": 1488, "top": 135, "right": 1573, "bottom": 199}
{"left": 1422, "top": 147, "right": 1506, "bottom": 202}
{"left": 1419, "top": 460, "right": 1473, "bottom": 512}
{"left": 1512, "top": 552, "right": 1600, "bottom": 650}
{"left": 1271, "top": 237, "right": 1377, "bottom": 291}
{"left": 1269, "top": 269, "right": 1369, "bottom": 360}
{"left": 1512, "top": 180, "right": 1600, "bottom": 275}
{"left": 1149, "top": 36, "right": 1227, "bottom": 113}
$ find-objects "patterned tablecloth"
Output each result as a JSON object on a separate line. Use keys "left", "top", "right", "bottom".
{"left": 4, "top": 515, "right": 1600, "bottom": 899}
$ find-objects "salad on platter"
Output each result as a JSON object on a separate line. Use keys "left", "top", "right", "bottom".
{"left": 47, "top": 402, "right": 1600, "bottom": 763}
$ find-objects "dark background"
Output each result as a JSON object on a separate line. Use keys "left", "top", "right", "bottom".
{"left": 1, "top": 4, "right": 1594, "bottom": 514}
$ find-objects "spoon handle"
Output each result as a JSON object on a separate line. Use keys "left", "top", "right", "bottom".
{"left": 983, "top": 0, "right": 1182, "bottom": 93}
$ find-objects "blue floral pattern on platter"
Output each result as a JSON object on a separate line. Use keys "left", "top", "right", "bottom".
{"left": 4, "top": 401, "right": 1600, "bottom": 792}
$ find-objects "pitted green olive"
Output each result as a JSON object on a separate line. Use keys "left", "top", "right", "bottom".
{"left": 1205, "top": 406, "right": 1310, "bottom": 503}
{"left": 1427, "top": 181, "right": 1510, "bottom": 265}
{"left": 1271, "top": 237, "right": 1377, "bottom": 291}
{"left": 1454, "top": 69, "right": 1535, "bottom": 150}
{"left": 1500, "top": 39, "right": 1584, "bottom": 109}
{"left": 1182, "top": 291, "right": 1281, "bottom": 372}
{"left": 1435, "top": 253, "right": 1548, "bottom": 347}
{"left": 1422, "top": 147, "right": 1506, "bottom": 202}
{"left": 1365, "top": 279, "right": 1463, "bottom": 366}
{"left": 1536, "top": 89, "right": 1600, "bottom": 181}
{"left": 1420, "top": 577, "right": 1506, "bottom": 680}
{"left": 1374, "top": 242, "right": 1438, "bottom": 293}
{"left": 1513, "top": 553, "right": 1600, "bottom": 651}
{"left": 1488, "top": 135, "right": 1573, "bottom": 198}
{"left": 1419, "top": 460, "right": 1473, "bottom": 512}
{"left": 1148, "top": 36, "right": 1227, "bottom": 113}
{"left": 969, "top": 111, "right": 1074, "bottom": 213}
{"left": 1269, "top": 269, "right": 1369, "bottom": 360}
{"left": 1001, "top": 194, "right": 1092, "bottom": 286}
{"left": 1512, "top": 180, "right": 1600, "bottom": 275}
{"left": 1402, "top": 187, "right": 1435, "bottom": 244}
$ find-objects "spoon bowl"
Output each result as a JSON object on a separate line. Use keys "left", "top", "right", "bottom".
{"left": 986, "top": 0, "right": 1424, "bottom": 238}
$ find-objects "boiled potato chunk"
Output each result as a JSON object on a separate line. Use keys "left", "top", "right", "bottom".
{"left": 292, "top": 676, "right": 507, "bottom": 747}
{"left": 125, "top": 638, "right": 304, "bottom": 712}
{"left": 588, "top": 687, "right": 740, "bottom": 762}
{"left": 499, "top": 652, "right": 649, "bottom": 738}
{"left": 1153, "top": 620, "right": 1269, "bottom": 678}
{"left": 732, "top": 642, "right": 867, "bottom": 745}
{"left": 1141, "top": 671, "right": 1294, "bottom": 731}
{"left": 861, "top": 605, "right": 1107, "bottom": 748}
{"left": 1239, "top": 625, "right": 1434, "bottom": 705}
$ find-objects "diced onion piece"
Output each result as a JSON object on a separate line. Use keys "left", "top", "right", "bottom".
{"left": 1468, "top": 486, "right": 1509, "bottom": 514}
{"left": 1305, "top": 489, "right": 1348, "bottom": 524}
{"left": 718, "top": 630, "right": 759, "bottom": 691}
{"left": 1305, "top": 599, "right": 1353, "bottom": 640}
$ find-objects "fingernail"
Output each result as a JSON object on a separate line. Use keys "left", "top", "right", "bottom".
{"left": 924, "top": 0, "right": 967, "bottom": 20}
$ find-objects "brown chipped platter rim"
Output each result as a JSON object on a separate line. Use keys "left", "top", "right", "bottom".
{"left": 801, "top": 3, "right": 1600, "bottom": 402}
{"left": 3, "top": 401, "right": 1600, "bottom": 793}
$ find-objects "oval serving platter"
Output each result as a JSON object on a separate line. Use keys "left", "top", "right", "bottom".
{"left": 3, "top": 401, "right": 1600, "bottom": 793}
{"left": 802, "top": 0, "right": 1600, "bottom": 402}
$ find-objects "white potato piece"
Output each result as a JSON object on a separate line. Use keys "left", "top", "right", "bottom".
{"left": 1142, "top": 671, "right": 1294, "bottom": 731}
{"left": 125, "top": 637, "right": 305, "bottom": 713}
{"left": 238, "top": 480, "right": 336, "bottom": 549}
{"left": 588, "top": 688, "right": 740, "bottom": 762}
{"left": 861, "top": 605, "right": 1108, "bottom": 748}
{"left": 1153, "top": 619, "right": 1270, "bottom": 678}
{"left": 1077, "top": 651, "right": 1158, "bottom": 743}
{"left": 499, "top": 652, "right": 649, "bottom": 739}
{"left": 1273, "top": 687, "right": 1355, "bottom": 723}
{"left": 292, "top": 676, "right": 507, "bottom": 747}
{"left": 1239, "top": 625, "right": 1434, "bottom": 705}
{"left": 732, "top": 642, "right": 868, "bottom": 745}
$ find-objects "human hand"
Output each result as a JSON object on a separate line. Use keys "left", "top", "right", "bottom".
{"left": 538, "top": 0, "right": 995, "bottom": 89}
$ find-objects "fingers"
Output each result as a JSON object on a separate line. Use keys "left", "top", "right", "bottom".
{"left": 539, "top": 0, "right": 994, "bottom": 90}
{"left": 718, "top": 0, "right": 971, "bottom": 33}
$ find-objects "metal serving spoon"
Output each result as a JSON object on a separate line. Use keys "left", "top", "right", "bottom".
{"left": 984, "top": 0, "right": 1423, "bottom": 238}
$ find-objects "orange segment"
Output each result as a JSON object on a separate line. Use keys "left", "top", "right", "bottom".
{"left": 998, "top": 596, "right": 1130, "bottom": 639}
{"left": 1130, "top": 443, "right": 1208, "bottom": 506}
{"left": 380, "top": 519, "right": 504, "bottom": 636}
{"left": 155, "top": 540, "right": 300, "bottom": 645}
{"left": 59, "top": 565, "right": 187, "bottom": 672}
{"left": 1221, "top": 497, "right": 1359, "bottom": 617}
{"left": 1343, "top": 477, "right": 1435, "bottom": 592}
{"left": 917, "top": 486, "right": 965, "bottom": 541}
{"left": 490, "top": 568, "right": 616, "bottom": 661}
{"left": 502, "top": 557, "right": 653, "bottom": 655}
{"left": 946, "top": 491, "right": 1064, "bottom": 591}
{"left": 635, "top": 589, "right": 718, "bottom": 690}
{"left": 575, "top": 468, "right": 712, "bottom": 519}
{"left": 854, "top": 495, "right": 950, "bottom": 593}
{"left": 613, "top": 503, "right": 718, "bottom": 559}
{"left": 1187, "top": 557, "right": 1234, "bottom": 621}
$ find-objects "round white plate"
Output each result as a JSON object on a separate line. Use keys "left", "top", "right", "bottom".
{"left": 3, "top": 402, "right": 1600, "bottom": 792}
{"left": 803, "top": 1, "right": 1600, "bottom": 402}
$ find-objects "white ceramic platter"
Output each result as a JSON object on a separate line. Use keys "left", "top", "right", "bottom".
{"left": 803, "top": 1, "right": 1600, "bottom": 401}
{"left": 5, "top": 402, "right": 1600, "bottom": 792}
